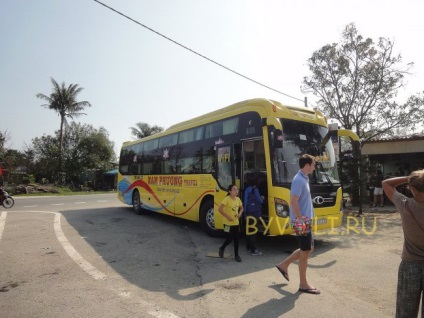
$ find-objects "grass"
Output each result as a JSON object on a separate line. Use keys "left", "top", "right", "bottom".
{"left": 9, "top": 183, "right": 116, "bottom": 196}
{"left": 14, "top": 189, "right": 117, "bottom": 197}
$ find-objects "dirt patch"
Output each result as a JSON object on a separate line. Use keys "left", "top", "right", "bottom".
{"left": 14, "top": 183, "right": 60, "bottom": 194}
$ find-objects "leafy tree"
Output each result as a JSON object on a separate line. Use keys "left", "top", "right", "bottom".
{"left": 22, "top": 148, "right": 36, "bottom": 173}
{"left": 0, "top": 130, "right": 10, "bottom": 156}
{"left": 31, "top": 122, "right": 115, "bottom": 185}
{"left": 2, "top": 149, "right": 25, "bottom": 169}
{"left": 302, "top": 23, "right": 424, "bottom": 141}
{"left": 36, "top": 78, "right": 92, "bottom": 170}
{"left": 0, "top": 148, "right": 26, "bottom": 184}
{"left": 302, "top": 23, "right": 424, "bottom": 210}
{"left": 0, "top": 131, "right": 7, "bottom": 176}
{"left": 31, "top": 135, "right": 61, "bottom": 182}
{"left": 130, "top": 122, "right": 164, "bottom": 139}
{"left": 62, "top": 122, "right": 115, "bottom": 183}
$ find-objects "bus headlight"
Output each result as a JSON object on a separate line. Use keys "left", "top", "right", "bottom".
{"left": 275, "top": 198, "right": 289, "bottom": 218}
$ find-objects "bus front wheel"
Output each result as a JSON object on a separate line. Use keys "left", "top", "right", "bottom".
{"left": 132, "top": 190, "right": 144, "bottom": 215}
{"left": 200, "top": 200, "right": 220, "bottom": 237}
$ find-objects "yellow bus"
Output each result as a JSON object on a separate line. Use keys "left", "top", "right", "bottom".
{"left": 117, "top": 98, "right": 359, "bottom": 236}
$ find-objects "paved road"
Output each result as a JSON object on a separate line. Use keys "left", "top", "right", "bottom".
{"left": 0, "top": 194, "right": 401, "bottom": 317}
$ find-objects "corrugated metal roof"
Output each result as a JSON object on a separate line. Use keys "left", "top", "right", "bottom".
{"left": 362, "top": 135, "right": 424, "bottom": 155}
{"left": 363, "top": 133, "right": 424, "bottom": 144}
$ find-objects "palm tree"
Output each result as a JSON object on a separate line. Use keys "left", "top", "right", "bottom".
{"left": 37, "top": 77, "right": 92, "bottom": 170}
{"left": 130, "top": 122, "right": 164, "bottom": 139}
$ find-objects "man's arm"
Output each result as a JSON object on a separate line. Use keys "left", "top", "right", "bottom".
{"left": 290, "top": 194, "right": 301, "bottom": 218}
{"left": 382, "top": 176, "right": 408, "bottom": 202}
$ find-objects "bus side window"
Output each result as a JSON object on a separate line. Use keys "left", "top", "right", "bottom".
{"left": 120, "top": 165, "right": 129, "bottom": 174}
{"left": 142, "top": 162, "right": 153, "bottom": 174}
{"left": 202, "top": 155, "right": 214, "bottom": 173}
{"left": 130, "top": 164, "right": 141, "bottom": 175}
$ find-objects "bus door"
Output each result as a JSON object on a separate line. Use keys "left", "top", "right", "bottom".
{"left": 214, "top": 144, "right": 235, "bottom": 230}
{"left": 216, "top": 144, "right": 235, "bottom": 190}
{"left": 241, "top": 139, "right": 268, "bottom": 216}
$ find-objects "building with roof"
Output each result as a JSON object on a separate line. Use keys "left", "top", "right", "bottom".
{"left": 361, "top": 134, "right": 424, "bottom": 177}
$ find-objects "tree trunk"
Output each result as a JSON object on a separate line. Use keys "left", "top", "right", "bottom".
{"left": 59, "top": 116, "right": 64, "bottom": 172}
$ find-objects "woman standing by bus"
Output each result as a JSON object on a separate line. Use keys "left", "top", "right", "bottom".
{"left": 218, "top": 184, "right": 243, "bottom": 262}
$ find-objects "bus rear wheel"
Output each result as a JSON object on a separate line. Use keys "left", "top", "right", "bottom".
{"left": 200, "top": 200, "right": 220, "bottom": 237}
{"left": 132, "top": 190, "right": 145, "bottom": 215}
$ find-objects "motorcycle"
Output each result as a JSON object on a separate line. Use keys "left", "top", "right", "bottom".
{"left": 0, "top": 187, "right": 14, "bottom": 209}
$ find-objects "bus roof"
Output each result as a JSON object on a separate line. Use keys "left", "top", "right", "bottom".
{"left": 122, "top": 98, "right": 322, "bottom": 147}
{"left": 166, "top": 98, "right": 319, "bottom": 130}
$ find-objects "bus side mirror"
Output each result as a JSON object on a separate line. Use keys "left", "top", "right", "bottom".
{"left": 266, "top": 117, "right": 282, "bottom": 130}
{"left": 337, "top": 129, "right": 361, "bottom": 156}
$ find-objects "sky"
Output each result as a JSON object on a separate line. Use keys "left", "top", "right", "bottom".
{"left": 1, "top": 0, "right": 424, "bottom": 157}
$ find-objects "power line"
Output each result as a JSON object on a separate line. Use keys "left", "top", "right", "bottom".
{"left": 93, "top": 0, "right": 305, "bottom": 103}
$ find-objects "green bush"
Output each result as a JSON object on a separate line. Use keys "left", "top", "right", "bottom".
{"left": 22, "top": 174, "right": 36, "bottom": 184}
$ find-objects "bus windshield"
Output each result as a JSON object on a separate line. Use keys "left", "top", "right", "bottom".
{"left": 271, "top": 119, "right": 340, "bottom": 185}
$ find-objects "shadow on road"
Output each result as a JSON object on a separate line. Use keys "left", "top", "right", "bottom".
{"left": 60, "top": 206, "right": 399, "bottom": 305}
{"left": 241, "top": 283, "right": 300, "bottom": 318}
